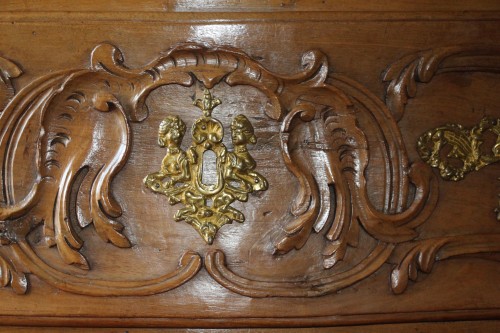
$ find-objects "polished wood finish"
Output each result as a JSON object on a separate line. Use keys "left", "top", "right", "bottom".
{"left": 0, "top": 1, "right": 499, "bottom": 331}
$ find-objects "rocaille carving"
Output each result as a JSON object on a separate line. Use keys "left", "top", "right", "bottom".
{"left": 0, "top": 44, "right": 498, "bottom": 297}
{"left": 144, "top": 90, "right": 268, "bottom": 244}
{"left": 383, "top": 45, "right": 500, "bottom": 122}
{"left": 384, "top": 46, "right": 500, "bottom": 219}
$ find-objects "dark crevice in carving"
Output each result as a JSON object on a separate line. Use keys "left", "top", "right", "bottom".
{"left": 69, "top": 166, "right": 89, "bottom": 233}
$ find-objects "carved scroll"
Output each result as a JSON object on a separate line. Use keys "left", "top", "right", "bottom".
{"left": 0, "top": 43, "right": 497, "bottom": 298}
{"left": 384, "top": 45, "right": 500, "bottom": 292}
{"left": 390, "top": 234, "right": 500, "bottom": 294}
{"left": 383, "top": 45, "right": 500, "bottom": 121}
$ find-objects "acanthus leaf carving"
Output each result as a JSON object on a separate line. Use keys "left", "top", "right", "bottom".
{"left": 0, "top": 251, "right": 28, "bottom": 295}
{"left": 391, "top": 234, "right": 500, "bottom": 294}
{"left": 0, "top": 42, "right": 497, "bottom": 298}
{"left": 273, "top": 72, "right": 438, "bottom": 270}
{"left": 383, "top": 45, "right": 500, "bottom": 122}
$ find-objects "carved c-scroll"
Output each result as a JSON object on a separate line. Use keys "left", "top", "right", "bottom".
{"left": 383, "top": 45, "right": 500, "bottom": 122}
{"left": 383, "top": 45, "right": 500, "bottom": 293}
{"left": 0, "top": 44, "right": 362, "bottom": 295}
{"left": 0, "top": 43, "right": 496, "bottom": 298}
{"left": 0, "top": 43, "right": 438, "bottom": 297}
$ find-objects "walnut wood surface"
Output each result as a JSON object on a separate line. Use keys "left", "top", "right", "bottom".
{"left": 1, "top": 321, "right": 500, "bottom": 333}
{"left": 0, "top": 1, "right": 499, "bottom": 331}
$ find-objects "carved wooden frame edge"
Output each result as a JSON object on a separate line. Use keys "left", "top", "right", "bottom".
{"left": 0, "top": 43, "right": 497, "bottom": 299}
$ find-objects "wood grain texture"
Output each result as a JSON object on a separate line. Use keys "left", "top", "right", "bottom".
{"left": 1, "top": 321, "right": 500, "bottom": 333}
{"left": 4, "top": 0, "right": 500, "bottom": 13}
{"left": 0, "top": 3, "right": 499, "bottom": 330}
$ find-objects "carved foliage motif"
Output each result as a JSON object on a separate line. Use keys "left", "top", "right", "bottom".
{"left": 384, "top": 45, "right": 500, "bottom": 221}
{"left": 0, "top": 44, "right": 497, "bottom": 297}
{"left": 382, "top": 45, "right": 500, "bottom": 121}
{"left": 384, "top": 45, "right": 500, "bottom": 290}
{"left": 390, "top": 234, "right": 500, "bottom": 294}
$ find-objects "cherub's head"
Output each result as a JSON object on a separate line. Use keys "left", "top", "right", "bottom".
{"left": 158, "top": 115, "right": 186, "bottom": 148}
{"left": 231, "top": 115, "right": 256, "bottom": 145}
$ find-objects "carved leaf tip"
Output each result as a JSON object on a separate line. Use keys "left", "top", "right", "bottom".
{"left": 0, "top": 254, "right": 29, "bottom": 294}
{"left": 0, "top": 56, "right": 23, "bottom": 83}
{"left": 11, "top": 274, "right": 29, "bottom": 295}
{"left": 390, "top": 267, "right": 407, "bottom": 295}
{"left": 98, "top": 225, "right": 132, "bottom": 249}
{"left": 322, "top": 240, "right": 348, "bottom": 269}
{"left": 274, "top": 235, "right": 297, "bottom": 255}
{"left": 57, "top": 244, "right": 90, "bottom": 270}
{"left": 274, "top": 226, "right": 310, "bottom": 255}
{"left": 0, "top": 56, "right": 23, "bottom": 113}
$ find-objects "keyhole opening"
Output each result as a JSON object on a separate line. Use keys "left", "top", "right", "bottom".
{"left": 201, "top": 150, "right": 218, "bottom": 186}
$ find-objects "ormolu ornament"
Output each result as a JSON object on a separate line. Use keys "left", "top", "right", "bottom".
{"left": 144, "top": 90, "right": 268, "bottom": 244}
{"left": 417, "top": 117, "right": 500, "bottom": 181}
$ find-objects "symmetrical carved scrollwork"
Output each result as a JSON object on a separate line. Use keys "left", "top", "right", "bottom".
{"left": 0, "top": 43, "right": 497, "bottom": 298}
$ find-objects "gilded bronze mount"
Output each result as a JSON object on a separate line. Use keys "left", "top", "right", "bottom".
{"left": 417, "top": 117, "right": 500, "bottom": 181}
{"left": 144, "top": 90, "right": 268, "bottom": 244}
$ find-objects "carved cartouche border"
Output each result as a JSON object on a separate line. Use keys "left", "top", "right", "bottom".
{"left": 384, "top": 45, "right": 500, "bottom": 292}
{"left": 0, "top": 43, "right": 497, "bottom": 298}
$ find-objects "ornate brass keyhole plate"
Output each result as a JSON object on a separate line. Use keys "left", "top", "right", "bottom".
{"left": 417, "top": 117, "right": 500, "bottom": 181}
{"left": 144, "top": 89, "right": 268, "bottom": 244}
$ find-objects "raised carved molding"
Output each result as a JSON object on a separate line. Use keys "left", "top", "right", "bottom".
{"left": 390, "top": 234, "right": 500, "bottom": 294}
{"left": 384, "top": 45, "right": 500, "bottom": 223}
{"left": 383, "top": 45, "right": 500, "bottom": 122}
{"left": 0, "top": 44, "right": 498, "bottom": 298}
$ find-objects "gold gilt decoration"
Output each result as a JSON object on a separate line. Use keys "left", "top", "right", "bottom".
{"left": 144, "top": 90, "right": 268, "bottom": 244}
{"left": 417, "top": 117, "right": 500, "bottom": 181}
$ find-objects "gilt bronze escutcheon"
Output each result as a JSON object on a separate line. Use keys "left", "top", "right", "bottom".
{"left": 144, "top": 90, "right": 268, "bottom": 244}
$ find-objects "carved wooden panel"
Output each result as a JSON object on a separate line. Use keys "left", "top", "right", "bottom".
{"left": 0, "top": 2, "right": 499, "bottom": 330}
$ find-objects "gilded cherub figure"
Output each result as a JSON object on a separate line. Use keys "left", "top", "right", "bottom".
{"left": 229, "top": 115, "right": 268, "bottom": 192}
{"left": 144, "top": 115, "right": 190, "bottom": 203}
{"left": 214, "top": 114, "right": 268, "bottom": 222}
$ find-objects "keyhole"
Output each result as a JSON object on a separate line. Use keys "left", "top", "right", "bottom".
{"left": 202, "top": 150, "right": 218, "bottom": 186}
